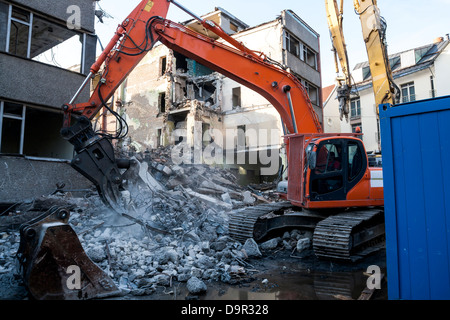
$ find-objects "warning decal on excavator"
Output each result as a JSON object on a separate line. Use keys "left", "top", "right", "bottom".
{"left": 144, "top": 0, "right": 154, "bottom": 12}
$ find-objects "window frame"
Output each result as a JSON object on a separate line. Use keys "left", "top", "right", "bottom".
{"left": 0, "top": 100, "right": 26, "bottom": 154}
{"left": 350, "top": 98, "right": 361, "bottom": 119}
{"left": 401, "top": 82, "right": 416, "bottom": 103}
{"left": 6, "top": 5, "right": 34, "bottom": 58}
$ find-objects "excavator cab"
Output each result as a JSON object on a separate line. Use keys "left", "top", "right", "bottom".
{"left": 286, "top": 133, "right": 382, "bottom": 209}
{"left": 308, "top": 138, "right": 366, "bottom": 202}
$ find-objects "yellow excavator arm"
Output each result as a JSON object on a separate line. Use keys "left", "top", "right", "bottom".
{"left": 326, "top": 0, "right": 399, "bottom": 150}
{"left": 353, "top": 0, "right": 399, "bottom": 108}
{"left": 325, "top": 0, "right": 352, "bottom": 121}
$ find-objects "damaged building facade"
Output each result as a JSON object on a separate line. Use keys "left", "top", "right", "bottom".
{"left": 108, "top": 8, "right": 322, "bottom": 185}
{"left": 0, "top": 0, "right": 97, "bottom": 202}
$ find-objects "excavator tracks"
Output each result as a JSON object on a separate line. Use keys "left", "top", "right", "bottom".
{"left": 228, "top": 201, "right": 294, "bottom": 243}
{"left": 228, "top": 202, "right": 385, "bottom": 261}
{"left": 313, "top": 209, "right": 385, "bottom": 261}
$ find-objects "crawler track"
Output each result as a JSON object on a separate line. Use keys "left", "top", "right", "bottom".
{"left": 228, "top": 202, "right": 385, "bottom": 261}
{"left": 228, "top": 201, "right": 294, "bottom": 243}
{"left": 313, "top": 209, "right": 385, "bottom": 261}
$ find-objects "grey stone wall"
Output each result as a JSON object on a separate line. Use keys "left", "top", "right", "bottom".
{"left": 0, "top": 155, "right": 93, "bottom": 203}
{"left": 0, "top": 53, "right": 90, "bottom": 108}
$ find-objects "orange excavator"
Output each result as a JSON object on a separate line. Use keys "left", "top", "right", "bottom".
{"left": 17, "top": 0, "right": 385, "bottom": 299}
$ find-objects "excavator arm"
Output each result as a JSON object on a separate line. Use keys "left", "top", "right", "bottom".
{"left": 61, "top": 0, "right": 322, "bottom": 213}
{"left": 325, "top": 0, "right": 399, "bottom": 150}
{"left": 325, "top": 0, "right": 352, "bottom": 121}
{"left": 354, "top": 0, "right": 399, "bottom": 108}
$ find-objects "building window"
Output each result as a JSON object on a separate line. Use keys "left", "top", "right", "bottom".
{"left": 160, "top": 56, "right": 167, "bottom": 76}
{"left": 156, "top": 128, "right": 162, "bottom": 147}
{"left": 5, "top": 4, "right": 84, "bottom": 72}
{"left": 350, "top": 98, "right": 361, "bottom": 119}
{"left": 430, "top": 75, "right": 436, "bottom": 98}
{"left": 284, "top": 31, "right": 300, "bottom": 58}
{"left": 158, "top": 92, "right": 166, "bottom": 113}
{"left": 362, "top": 66, "right": 371, "bottom": 80}
{"left": 237, "top": 125, "right": 246, "bottom": 148}
{"left": 302, "top": 45, "right": 317, "bottom": 69}
{"left": 401, "top": 82, "right": 416, "bottom": 103}
{"left": 284, "top": 30, "right": 318, "bottom": 70}
{"left": 0, "top": 101, "right": 25, "bottom": 154}
{"left": 7, "top": 6, "right": 33, "bottom": 58}
{"left": 232, "top": 87, "right": 241, "bottom": 109}
{"left": 304, "top": 81, "right": 318, "bottom": 105}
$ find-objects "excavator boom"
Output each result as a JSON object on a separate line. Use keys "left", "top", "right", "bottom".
{"left": 325, "top": 0, "right": 352, "bottom": 121}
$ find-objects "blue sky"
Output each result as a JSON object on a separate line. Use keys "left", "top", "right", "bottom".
{"left": 94, "top": 0, "right": 450, "bottom": 87}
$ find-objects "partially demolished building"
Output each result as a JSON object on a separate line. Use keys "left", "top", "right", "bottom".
{"left": 107, "top": 8, "right": 322, "bottom": 185}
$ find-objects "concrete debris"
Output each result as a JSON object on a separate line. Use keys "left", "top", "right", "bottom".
{"left": 242, "top": 238, "right": 262, "bottom": 258}
{"left": 186, "top": 276, "right": 207, "bottom": 294}
{"left": 0, "top": 147, "right": 308, "bottom": 299}
{"left": 260, "top": 237, "right": 280, "bottom": 251}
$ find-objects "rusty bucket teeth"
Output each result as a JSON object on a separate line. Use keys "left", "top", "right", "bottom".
{"left": 17, "top": 207, "right": 121, "bottom": 300}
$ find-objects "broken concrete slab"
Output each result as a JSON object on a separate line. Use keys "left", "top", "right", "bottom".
{"left": 186, "top": 276, "right": 207, "bottom": 294}
{"left": 184, "top": 188, "right": 232, "bottom": 210}
{"left": 243, "top": 238, "right": 262, "bottom": 258}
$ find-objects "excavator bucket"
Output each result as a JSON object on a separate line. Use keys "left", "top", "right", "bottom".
{"left": 17, "top": 206, "right": 121, "bottom": 300}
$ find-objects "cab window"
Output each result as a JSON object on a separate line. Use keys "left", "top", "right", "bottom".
{"left": 348, "top": 142, "right": 363, "bottom": 181}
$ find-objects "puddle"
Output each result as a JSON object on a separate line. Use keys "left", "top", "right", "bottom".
{"left": 152, "top": 251, "right": 388, "bottom": 301}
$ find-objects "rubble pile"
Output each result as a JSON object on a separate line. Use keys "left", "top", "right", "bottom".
{"left": 0, "top": 148, "right": 307, "bottom": 299}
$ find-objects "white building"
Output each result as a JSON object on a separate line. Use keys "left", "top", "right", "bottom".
{"left": 111, "top": 8, "right": 322, "bottom": 185}
{"left": 323, "top": 36, "right": 450, "bottom": 154}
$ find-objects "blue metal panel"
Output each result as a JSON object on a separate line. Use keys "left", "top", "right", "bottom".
{"left": 380, "top": 95, "right": 450, "bottom": 300}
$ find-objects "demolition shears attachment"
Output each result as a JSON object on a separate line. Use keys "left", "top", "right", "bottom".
{"left": 60, "top": 116, "right": 134, "bottom": 213}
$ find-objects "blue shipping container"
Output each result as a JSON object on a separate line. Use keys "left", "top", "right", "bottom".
{"left": 379, "top": 95, "right": 450, "bottom": 300}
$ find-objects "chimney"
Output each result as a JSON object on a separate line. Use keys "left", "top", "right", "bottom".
{"left": 446, "top": 33, "right": 450, "bottom": 41}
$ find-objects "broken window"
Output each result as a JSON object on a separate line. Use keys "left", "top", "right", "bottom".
{"left": 174, "top": 52, "right": 188, "bottom": 73}
{"left": 232, "top": 87, "right": 241, "bottom": 109}
{"left": 194, "top": 81, "right": 216, "bottom": 106}
{"left": 202, "top": 123, "right": 212, "bottom": 147}
{"left": 302, "top": 44, "right": 317, "bottom": 69}
{"left": 7, "top": 6, "right": 32, "bottom": 58}
{"left": 160, "top": 56, "right": 167, "bottom": 76}
{"left": 158, "top": 92, "right": 166, "bottom": 113}
{"left": 0, "top": 101, "right": 25, "bottom": 154}
{"left": 156, "top": 128, "right": 162, "bottom": 147}
{"left": 0, "top": 100, "right": 73, "bottom": 158}
{"left": 284, "top": 30, "right": 317, "bottom": 70}
{"left": 6, "top": 4, "right": 84, "bottom": 72}
{"left": 284, "top": 31, "right": 300, "bottom": 58}
{"left": 304, "top": 81, "right": 318, "bottom": 105}
{"left": 237, "top": 125, "right": 246, "bottom": 148}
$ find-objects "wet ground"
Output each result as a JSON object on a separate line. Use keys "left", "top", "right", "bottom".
{"left": 119, "top": 248, "right": 388, "bottom": 301}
